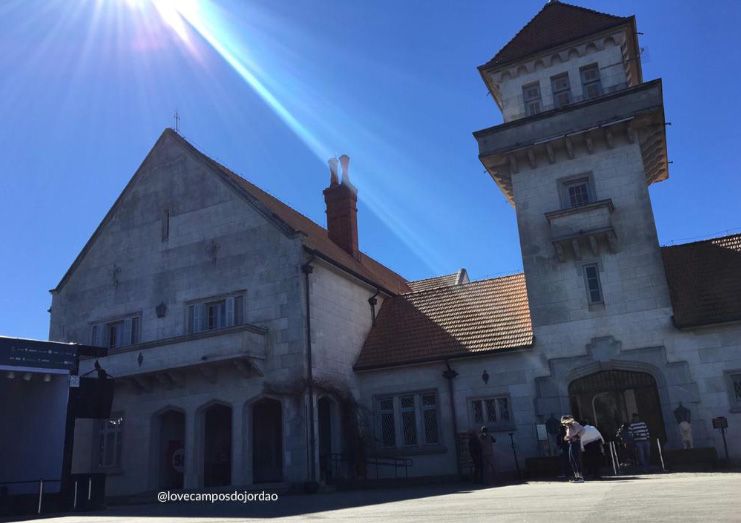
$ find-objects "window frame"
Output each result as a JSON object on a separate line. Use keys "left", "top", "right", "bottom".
{"left": 522, "top": 81, "right": 542, "bottom": 116}
{"left": 96, "top": 412, "right": 124, "bottom": 471}
{"left": 580, "top": 63, "right": 603, "bottom": 100}
{"left": 186, "top": 290, "right": 247, "bottom": 335}
{"left": 557, "top": 173, "right": 596, "bottom": 210}
{"left": 468, "top": 394, "right": 514, "bottom": 431}
{"left": 724, "top": 370, "right": 741, "bottom": 413}
{"left": 582, "top": 262, "right": 605, "bottom": 305}
{"left": 550, "top": 72, "right": 572, "bottom": 108}
{"left": 374, "top": 390, "right": 441, "bottom": 451}
{"left": 90, "top": 314, "right": 141, "bottom": 349}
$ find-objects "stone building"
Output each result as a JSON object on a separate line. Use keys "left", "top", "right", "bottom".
{"left": 51, "top": 2, "right": 741, "bottom": 496}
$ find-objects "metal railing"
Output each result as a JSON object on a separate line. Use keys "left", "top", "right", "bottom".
{"left": 0, "top": 474, "right": 104, "bottom": 516}
{"left": 320, "top": 453, "right": 414, "bottom": 483}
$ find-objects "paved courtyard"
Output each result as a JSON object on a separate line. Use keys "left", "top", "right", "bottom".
{"left": 12, "top": 473, "right": 741, "bottom": 523}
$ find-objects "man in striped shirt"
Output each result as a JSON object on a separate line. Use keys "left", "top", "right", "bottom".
{"left": 629, "top": 413, "right": 651, "bottom": 471}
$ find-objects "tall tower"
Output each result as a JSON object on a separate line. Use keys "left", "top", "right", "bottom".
{"left": 474, "top": 2, "right": 672, "bottom": 329}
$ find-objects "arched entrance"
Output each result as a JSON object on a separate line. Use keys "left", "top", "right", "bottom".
{"left": 203, "top": 404, "right": 232, "bottom": 487}
{"left": 157, "top": 409, "right": 185, "bottom": 489}
{"left": 252, "top": 398, "right": 283, "bottom": 483}
{"left": 568, "top": 370, "right": 666, "bottom": 442}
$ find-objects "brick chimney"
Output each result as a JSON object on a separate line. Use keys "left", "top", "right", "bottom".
{"left": 323, "top": 154, "right": 359, "bottom": 258}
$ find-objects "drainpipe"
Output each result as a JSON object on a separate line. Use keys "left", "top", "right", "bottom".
{"left": 368, "top": 288, "right": 380, "bottom": 326}
{"left": 301, "top": 257, "right": 317, "bottom": 484}
{"left": 442, "top": 360, "right": 461, "bottom": 479}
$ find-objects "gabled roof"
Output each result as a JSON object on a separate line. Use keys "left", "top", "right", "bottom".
{"left": 355, "top": 273, "right": 533, "bottom": 370}
{"left": 482, "top": 1, "right": 631, "bottom": 68}
{"left": 407, "top": 268, "right": 468, "bottom": 293}
{"left": 662, "top": 234, "right": 741, "bottom": 328}
{"left": 54, "top": 129, "right": 410, "bottom": 295}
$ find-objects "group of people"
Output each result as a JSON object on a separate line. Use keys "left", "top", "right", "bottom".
{"left": 559, "top": 413, "right": 652, "bottom": 482}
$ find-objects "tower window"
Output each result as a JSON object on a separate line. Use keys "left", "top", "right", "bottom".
{"left": 561, "top": 177, "right": 593, "bottom": 208}
{"left": 551, "top": 73, "right": 571, "bottom": 108}
{"left": 580, "top": 64, "right": 602, "bottom": 100}
{"left": 161, "top": 209, "right": 170, "bottom": 242}
{"left": 522, "top": 82, "right": 542, "bottom": 116}
{"left": 583, "top": 264, "right": 604, "bottom": 304}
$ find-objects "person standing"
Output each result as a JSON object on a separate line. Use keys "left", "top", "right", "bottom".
{"left": 580, "top": 424, "right": 605, "bottom": 479}
{"left": 629, "top": 413, "right": 651, "bottom": 471}
{"left": 561, "top": 415, "right": 585, "bottom": 483}
{"left": 468, "top": 429, "right": 483, "bottom": 484}
{"left": 479, "top": 426, "right": 497, "bottom": 485}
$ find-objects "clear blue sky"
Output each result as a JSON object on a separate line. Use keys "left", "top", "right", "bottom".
{"left": 1, "top": 0, "right": 739, "bottom": 340}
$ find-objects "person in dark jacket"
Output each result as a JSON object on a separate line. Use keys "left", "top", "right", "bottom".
{"left": 468, "top": 429, "right": 483, "bottom": 484}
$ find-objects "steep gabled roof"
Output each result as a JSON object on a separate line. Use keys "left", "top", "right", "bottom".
{"left": 661, "top": 234, "right": 741, "bottom": 328}
{"left": 54, "top": 129, "right": 410, "bottom": 295}
{"left": 482, "top": 1, "right": 631, "bottom": 68}
{"left": 355, "top": 273, "right": 533, "bottom": 370}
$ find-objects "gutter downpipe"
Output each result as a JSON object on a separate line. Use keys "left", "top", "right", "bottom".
{"left": 442, "top": 359, "right": 461, "bottom": 479}
{"left": 301, "top": 256, "right": 317, "bottom": 484}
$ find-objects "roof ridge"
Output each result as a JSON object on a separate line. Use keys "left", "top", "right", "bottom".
{"left": 662, "top": 232, "right": 741, "bottom": 249}
{"left": 408, "top": 271, "right": 460, "bottom": 284}
{"left": 403, "top": 271, "right": 525, "bottom": 296}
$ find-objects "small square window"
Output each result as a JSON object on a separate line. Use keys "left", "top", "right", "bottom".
{"left": 583, "top": 264, "right": 603, "bottom": 304}
{"left": 470, "top": 395, "right": 512, "bottom": 429}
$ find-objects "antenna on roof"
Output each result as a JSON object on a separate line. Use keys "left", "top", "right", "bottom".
{"left": 174, "top": 109, "right": 181, "bottom": 133}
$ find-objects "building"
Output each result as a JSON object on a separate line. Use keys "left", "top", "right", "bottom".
{"left": 50, "top": 2, "right": 741, "bottom": 496}
{"left": 0, "top": 337, "right": 107, "bottom": 514}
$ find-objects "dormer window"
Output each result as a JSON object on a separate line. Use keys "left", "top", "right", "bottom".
{"left": 580, "top": 64, "right": 602, "bottom": 100}
{"left": 551, "top": 73, "right": 571, "bottom": 108}
{"left": 522, "top": 82, "right": 542, "bottom": 116}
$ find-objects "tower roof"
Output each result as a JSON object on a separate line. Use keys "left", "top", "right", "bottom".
{"left": 482, "top": 1, "right": 631, "bottom": 68}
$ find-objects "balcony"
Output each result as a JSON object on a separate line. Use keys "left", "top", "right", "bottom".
{"left": 545, "top": 199, "right": 617, "bottom": 261}
{"left": 78, "top": 323, "right": 267, "bottom": 390}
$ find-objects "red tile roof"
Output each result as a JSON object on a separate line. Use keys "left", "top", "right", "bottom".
{"left": 662, "top": 234, "right": 741, "bottom": 328}
{"left": 355, "top": 273, "right": 533, "bottom": 370}
{"left": 482, "top": 2, "right": 630, "bottom": 68}
{"left": 407, "top": 269, "right": 468, "bottom": 293}
{"left": 171, "top": 130, "right": 411, "bottom": 295}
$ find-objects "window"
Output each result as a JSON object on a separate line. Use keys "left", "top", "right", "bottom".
{"left": 580, "top": 63, "right": 602, "bottom": 100}
{"left": 726, "top": 371, "right": 741, "bottom": 410}
{"left": 188, "top": 292, "right": 246, "bottom": 334}
{"left": 551, "top": 72, "right": 571, "bottom": 108}
{"left": 376, "top": 391, "right": 440, "bottom": 449}
{"left": 522, "top": 82, "right": 542, "bottom": 116}
{"left": 470, "top": 396, "right": 512, "bottom": 428}
{"left": 91, "top": 315, "right": 140, "bottom": 349}
{"left": 583, "top": 263, "right": 604, "bottom": 304}
{"left": 97, "top": 414, "right": 124, "bottom": 469}
{"left": 733, "top": 374, "right": 741, "bottom": 403}
{"left": 561, "top": 177, "right": 593, "bottom": 208}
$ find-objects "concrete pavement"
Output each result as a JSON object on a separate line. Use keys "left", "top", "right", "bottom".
{"left": 9, "top": 473, "right": 741, "bottom": 523}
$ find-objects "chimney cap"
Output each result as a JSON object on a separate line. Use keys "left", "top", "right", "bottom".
{"left": 328, "top": 157, "right": 339, "bottom": 186}
{"left": 339, "top": 154, "right": 352, "bottom": 186}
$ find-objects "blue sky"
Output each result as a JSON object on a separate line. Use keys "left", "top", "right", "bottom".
{"left": 1, "top": 0, "right": 739, "bottom": 340}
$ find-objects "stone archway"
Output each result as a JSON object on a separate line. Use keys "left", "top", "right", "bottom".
{"left": 202, "top": 403, "right": 232, "bottom": 487}
{"left": 155, "top": 409, "right": 185, "bottom": 489}
{"left": 568, "top": 369, "right": 666, "bottom": 442}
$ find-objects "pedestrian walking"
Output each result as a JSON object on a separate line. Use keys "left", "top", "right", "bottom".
{"left": 561, "top": 415, "right": 585, "bottom": 483}
{"left": 629, "top": 413, "right": 651, "bottom": 471}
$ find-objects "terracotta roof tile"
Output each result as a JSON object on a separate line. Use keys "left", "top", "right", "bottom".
{"left": 482, "top": 2, "right": 630, "bottom": 68}
{"left": 662, "top": 234, "right": 741, "bottom": 328}
{"left": 172, "top": 131, "right": 411, "bottom": 295}
{"left": 356, "top": 273, "right": 533, "bottom": 370}
{"left": 407, "top": 269, "right": 467, "bottom": 293}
